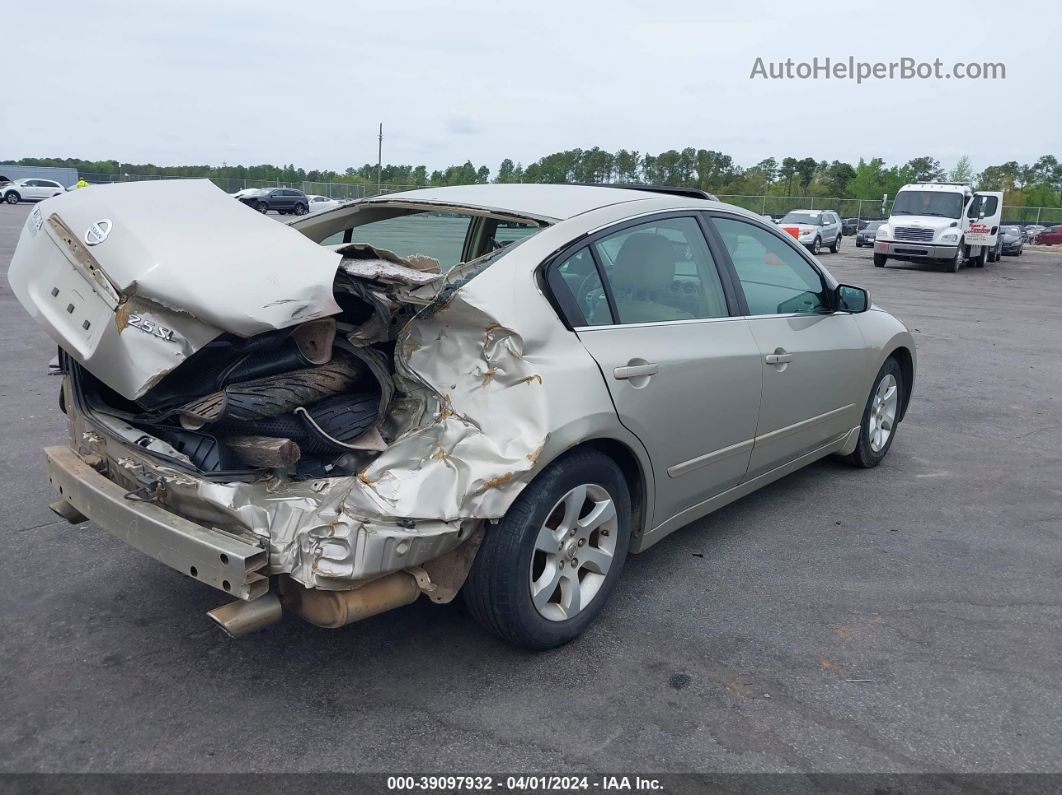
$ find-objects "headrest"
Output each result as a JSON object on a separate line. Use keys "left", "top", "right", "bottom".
{"left": 611, "top": 233, "right": 675, "bottom": 293}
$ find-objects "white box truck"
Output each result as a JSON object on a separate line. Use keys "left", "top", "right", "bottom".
{"left": 873, "top": 183, "right": 1004, "bottom": 272}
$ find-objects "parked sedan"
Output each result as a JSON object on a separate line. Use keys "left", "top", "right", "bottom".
{"left": 307, "top": 194, "right": 343, "bottom": 214}
{"left": 1000, "top": 226, "right": 1024, "bottom": 256}
{"left": 7, "top": 181, "right": 915, "bottom": 650}
{"left": 1022, "top": 224, "right": 1045, "bottom": 242}
{"left": 855, "top": 220, "right": 884, "bottom": 248}
{"left": 237, "top": 187, "right": 309, "bottom": 215}
{"left": 2, "top": 177, "right": 67, "bottom": 204}
{"left": 1035, "top": 225, "right": 1062, "bottom": 246}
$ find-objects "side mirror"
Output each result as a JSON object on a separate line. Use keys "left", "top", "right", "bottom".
{"left": 835, "top": 284, "right": 869, "bottom": 313}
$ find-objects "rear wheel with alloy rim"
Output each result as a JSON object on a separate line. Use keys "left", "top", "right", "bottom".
{"left": 838, "top": 357, "right": 903, "bottom": 468}
{"left": 464, "top": 449, "right": 632, "bottom": 650}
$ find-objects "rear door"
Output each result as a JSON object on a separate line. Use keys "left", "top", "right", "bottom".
{"left": 966, "top": 191, "right": 1003, "bottom": 247}
{"left": 708, "top": 214, "right": 867, "bottom": 478}
{"left": 553, "top": 214, "right": 763, "bottom": 526}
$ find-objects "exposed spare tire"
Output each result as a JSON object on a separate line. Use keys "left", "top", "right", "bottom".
{"left": 212, "top": 392, "right": 380, "bottom": 455}
{"left": 176, "top": 351, "right": 364, "bottom": 428}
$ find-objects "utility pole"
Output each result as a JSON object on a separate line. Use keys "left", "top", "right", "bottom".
{"left": 377, "top": 123, "right": 383, "bottom": 196}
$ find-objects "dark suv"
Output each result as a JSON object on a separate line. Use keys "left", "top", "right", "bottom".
{"left": 237, "top": 188, "right": 309, "bottom": 215}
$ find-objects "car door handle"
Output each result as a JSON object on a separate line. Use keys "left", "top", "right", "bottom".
{"left": 614, "top": 363, "right": 658, "bottom": 380}
{"left": 764, "top": 353, "right": 793, "bottom": 365}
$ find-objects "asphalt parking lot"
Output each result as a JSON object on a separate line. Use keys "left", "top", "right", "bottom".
{"left": 0, "top": 201, "right": 1060, "bottom": 775}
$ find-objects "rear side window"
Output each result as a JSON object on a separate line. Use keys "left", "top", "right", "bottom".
{"left": 712, "top": 217, "right": 828, "bottom": 316}
{"left": 590, "top": 216, "right": 729, "bottom": 324}
{"left": 555, "top": 248, "right": 612, "bottom": 326}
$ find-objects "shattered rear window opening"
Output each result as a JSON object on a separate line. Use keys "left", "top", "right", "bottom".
{"left": 319, "top": 210, "right": 542, "bottom": 273}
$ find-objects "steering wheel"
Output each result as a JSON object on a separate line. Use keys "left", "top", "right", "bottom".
{"left": 576, "top": 270, "right": 607, "bottom": 320}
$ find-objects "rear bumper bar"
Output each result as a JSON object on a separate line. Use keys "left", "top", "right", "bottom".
{"left": 44, "top": 446, "right": 269, "bottom": 600}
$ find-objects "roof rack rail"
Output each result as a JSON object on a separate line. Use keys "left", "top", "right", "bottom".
{"left": 573, "top": 183, "right": 719, "bottom": 201}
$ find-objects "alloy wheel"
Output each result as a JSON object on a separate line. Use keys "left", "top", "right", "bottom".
{"left": 529, "top": 483, "right": 618, "bottom": 622}
{"left": 869, "top": 373, "right": 898, "bottom": 453}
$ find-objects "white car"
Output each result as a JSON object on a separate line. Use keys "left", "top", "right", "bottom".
{"left": 307, "top": 194, "right": 343, "bottom": 213}
{"left": 3, "top": 178, "right": 67, "bottom": 204}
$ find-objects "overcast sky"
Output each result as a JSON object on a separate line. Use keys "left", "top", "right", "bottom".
{"left": 3, "top": 0, "right": 1059, "bottom": 174}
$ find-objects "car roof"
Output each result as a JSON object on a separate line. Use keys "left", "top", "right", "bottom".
{"left": 359, "top": 183, "right": 712, "bottom": 222}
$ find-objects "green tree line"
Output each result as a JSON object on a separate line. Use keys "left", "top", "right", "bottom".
{"left": 8, "top": 150, "right": 1061, "bottom": 208}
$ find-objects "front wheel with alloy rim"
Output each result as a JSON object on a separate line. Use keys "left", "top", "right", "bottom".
{"left": 947, "top": 241, "right": 964, "bottom": 272}
{"left": 810, "top": 236, "right": 821, "bottom": 255}
{"left": 829, "top": 233, "right": 840, "bottom": 253}
{"left": 838, "top": 357, "right": 903, "bottom": 468}
{"left": 257, "top": 201, "right": 270, "bottom": 213}
{"left": 293, "top": 203, "right": 308, "bottom": 216}
{"left": 463, "top": 449, "right": 632, "bottom": 650}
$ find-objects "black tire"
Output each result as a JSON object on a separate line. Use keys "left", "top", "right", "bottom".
{"left": 810, "top": 236, "right": 821, "bottom": 255}
{"left": 4, "top": 191, "right": 20, "bottom": 205}
{"left": 837, "top": 357, "right": 904, "bottom": 469}
{"left": 974, "top": 246, "right": 988, "bottom": 269}
{"left": 1017, "top": 246, "right": 1023, "bottom": 256}
{"left": 829, "top": 233, "right": 840, "bottom": 253}
{"left": 464, "top": 449, "right": 632, "bottom": 650}
{"left": 855, "top": 241, "right": 862, "bottom": 248}
{"left": 257, "top": 201, "right": 269, "bottom": 213}
{"left": 293, "top": 203, "right": 308, "bottom": 216}
{"left": 873, "top": 253, "right": 887, "bottom": 268}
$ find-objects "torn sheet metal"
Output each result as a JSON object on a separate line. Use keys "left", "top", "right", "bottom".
{"left": 30, "top": 189, "right": 584, "bottom": 590}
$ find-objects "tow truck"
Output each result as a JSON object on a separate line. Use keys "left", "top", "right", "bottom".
{"left": 873, "top": 182, "right": 1004, "bottom": 272}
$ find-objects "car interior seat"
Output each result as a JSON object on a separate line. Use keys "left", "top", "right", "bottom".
{"left": 609, "top": 233, "right": 693, "bottom": 323}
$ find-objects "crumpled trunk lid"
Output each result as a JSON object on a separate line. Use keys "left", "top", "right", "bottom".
{"left": 7, "top": 180, "right": 342, "bottom": 399}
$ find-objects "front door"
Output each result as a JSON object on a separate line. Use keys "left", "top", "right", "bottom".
{"left": 966, "top": 191, "right": 1004, "bottom": 248}
{"left": 568, "top": 215, "right": 763, "bottom": 525}
{"left": 709, "top": 215, "right": 867, "bottom": 478}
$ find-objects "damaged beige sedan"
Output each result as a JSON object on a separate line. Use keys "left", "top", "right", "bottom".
{"left": 9, "top": 181, "right": 915, "bottom": 649}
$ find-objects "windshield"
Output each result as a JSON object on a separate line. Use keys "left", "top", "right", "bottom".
{"left": 1003, "top": 226, "right": 1021, "bottom": 234}
{"left": 780, "top": 212, "right": 821, "bottom": 225}
{"left": 892, "top": 190, "right": 963, "bottom": 218}
{"left": 864, "top": 221, "right": 883, "bottom": 231}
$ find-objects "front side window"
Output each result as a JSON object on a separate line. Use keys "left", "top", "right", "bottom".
{"left": 968, "top": 195, "right": 999, "bottom": 218}
{"left": 490, "top": 220, "right": 538, "bottom": 249}
{"left": 712, "top": 217, "right": 828, "bottom": 316}
{"left": 590, "top": 216, "right": 729, "bottom": 324}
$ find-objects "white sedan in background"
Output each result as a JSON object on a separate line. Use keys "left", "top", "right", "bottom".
{"left": 307, "top": 194, "right": 344, "bottom": 213}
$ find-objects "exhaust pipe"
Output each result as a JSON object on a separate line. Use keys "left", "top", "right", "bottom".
{"left": 280, "top": 571, "right": 421, "bottom": 628}
{"left": 207, "top": 593, "right": 283, "bottom": 637}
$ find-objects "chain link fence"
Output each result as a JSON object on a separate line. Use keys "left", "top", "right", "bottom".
{"left": 76, "top": 174, "right": 1062, "bottom": 226}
